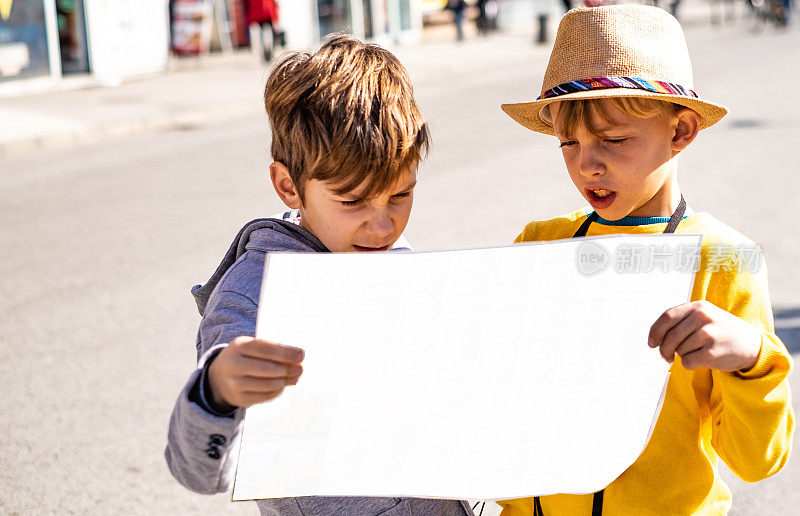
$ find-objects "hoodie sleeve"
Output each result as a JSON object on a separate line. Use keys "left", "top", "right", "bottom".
{"left": 165, "top": 257, "right": 262, "bottom": 494}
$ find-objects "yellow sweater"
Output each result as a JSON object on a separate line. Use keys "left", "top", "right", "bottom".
{"left": 499, "top": 209, "right": 794, "bottom": 516}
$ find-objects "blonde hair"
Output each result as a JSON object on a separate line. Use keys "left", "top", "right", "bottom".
{"left": 264, "top": 33, "right": 429, "bottom": 201}
{"left": 552, "top": 97, "right": 678, "bottom": 137}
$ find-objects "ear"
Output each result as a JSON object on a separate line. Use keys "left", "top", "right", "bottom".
{"left": 671, "top": 108, "right": 701, "bottom": 153}
{"left": 269, "top": 161, "right": 303, "bottom": 209}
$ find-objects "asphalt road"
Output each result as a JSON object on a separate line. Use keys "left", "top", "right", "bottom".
{"left": 1, "top": 18, "right": 798, "bottom": 516}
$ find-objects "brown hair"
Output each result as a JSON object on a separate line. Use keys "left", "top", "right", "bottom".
{"left": 264, "top": 33, "right": 429, "bottom": 201}
{"left": 552, "top": 97, "right": 679, "bottom": 138}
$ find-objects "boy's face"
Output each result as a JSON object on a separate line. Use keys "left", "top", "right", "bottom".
{"left": 551, "top": 99, "right": 682, "bottom": 220}
{"left": 297, "top": 169, "right": 416, "bottom": 253}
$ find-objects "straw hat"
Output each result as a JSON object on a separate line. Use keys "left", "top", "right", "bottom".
{"left": 501, "top": 5, "right": 728, "bottom": 135}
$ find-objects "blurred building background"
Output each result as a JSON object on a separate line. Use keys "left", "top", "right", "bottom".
{"left": 0, "top": 0, "right": 169, "bottom": 91}
{"left": 0, "top": 0, "right": 447, "bottom": 94}
{"left": 0, "top": 0, "right": 569, "bottom": 96}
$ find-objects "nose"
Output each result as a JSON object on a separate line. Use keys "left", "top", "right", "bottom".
{"left": 365, "top": 204, "right": 394, "bottom": 242}
{"left": 578, "top": 144, "right": 604, "bottom": 178}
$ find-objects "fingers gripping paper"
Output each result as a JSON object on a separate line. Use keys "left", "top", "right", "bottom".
{"left": 232, "top": 234, "right": 701, "bottom": 501}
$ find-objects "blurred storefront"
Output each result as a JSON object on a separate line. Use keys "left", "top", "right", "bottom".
{"left": 282, "top": 0, "right": 423, "bottom": 50}
{"left": 0, "top": 0, "right": 57, "bottom": 87}
{"left": 0, "top": 0, "right": 422, "bottom": 94}
{"left": 167, "top": 1, "right": 422, "bottom": 56}
{"left": 167, "top": 1, "right": 424, "bottom": 56}
{"left": 1, "top": 0, "right": 169, "bottom": 94}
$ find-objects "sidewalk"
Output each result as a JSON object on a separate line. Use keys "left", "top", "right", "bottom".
{"left": 0, "top": 1, "right": 732, "bottom": 159}
{"left": 0, "top": 51, "right": 269, "bottom": 158}
{"left": 0, "top": 30, "right": 545, "bottom": 159}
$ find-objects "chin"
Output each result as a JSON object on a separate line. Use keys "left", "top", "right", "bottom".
{"left": 595, "top": 197, "right": 636, "bottom": 220}
{"left": 588, "top": 204, "right": 611, "bottom": 218}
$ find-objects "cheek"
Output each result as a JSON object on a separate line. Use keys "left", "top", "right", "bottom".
{"left": 634, "top": 137, "right": 671, "bottom": 164}
{"left": 561, "top": 150, "right": 580, "bottom": 173}
{"left": 394, "top": 198, "right": 414, "bottom": 227}
{"left": 317, "top": 207, "right": 357, "bottom": 239}
{"left": 336, "top": 210, "right": 366, "bottom": 233}
{"left": 628, "top": 145, "right": 671, "bottom": 180}
{"left": 321, "top": 213, "right": 362, "bottom": 251}
{"left": 564, "top": 158, "right": 583, "bottom": 185}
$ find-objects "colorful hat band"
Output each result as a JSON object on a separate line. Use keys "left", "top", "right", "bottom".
{"left": 539, "top": 76, "right": 699, "bottom": 100}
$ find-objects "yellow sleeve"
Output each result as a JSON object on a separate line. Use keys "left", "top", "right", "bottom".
{"left": 705, "top": 256, "right": 794, "bottom": 482}
{"left": 514, "top": 222, "right": 538, "bottom": 243}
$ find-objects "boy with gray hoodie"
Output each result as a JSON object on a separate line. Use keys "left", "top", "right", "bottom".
{"left": 164, "top": 34, "right": 473, "bottom": 516}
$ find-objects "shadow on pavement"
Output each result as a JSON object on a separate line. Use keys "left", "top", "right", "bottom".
{"left": 774, "top": 307, "right": 800, "bottom": 353}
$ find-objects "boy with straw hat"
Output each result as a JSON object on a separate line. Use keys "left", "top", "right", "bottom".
{"left": 500, "top": 5, "right": 793, "bottom": 515}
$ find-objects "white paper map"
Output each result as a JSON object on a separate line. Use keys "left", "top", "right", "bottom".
{"left": 232, "top": 234, "right": 701, "bottom": 501}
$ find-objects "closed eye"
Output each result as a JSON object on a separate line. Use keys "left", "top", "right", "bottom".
{"left": 604, "top": 138, "right": 628, "bottom": 145}
{"left": 391, "top": 191, "right": 412, "bottom": 201}
{"left": 559, "top": 140, "right": 577, "bottom": 148}
{"left": 340, "top": 189, "right": 412, "bottom": 207}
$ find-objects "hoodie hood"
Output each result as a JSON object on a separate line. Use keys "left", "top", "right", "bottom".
{"left": 191, "top": 218, "right": 328, "bottom": 315}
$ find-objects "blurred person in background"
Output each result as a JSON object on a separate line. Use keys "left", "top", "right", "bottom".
{"left": 779, "top": 0, "right": 793, "bottom": 25}
{"left": 446, "top": 0, "right": 467, "bottom": 41}
{"left": 247, "top": 0, "right": 285, "bottom": 61}
{"left": 476, "top": 0, "right": 498, "bottom": 35}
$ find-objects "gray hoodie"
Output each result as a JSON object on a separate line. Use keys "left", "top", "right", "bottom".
{"left": 165, "top": 218, "right": 473, "bottom": 516}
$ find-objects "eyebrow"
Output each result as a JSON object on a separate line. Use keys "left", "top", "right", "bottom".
{"left": 555, "top": 124, "right": 629, "bottom": 139}
{"left": 397, "top": 179, "right": 417, "bottom": 193}
{"left": 594, "top": 124, "right": 629, "bottom": 134}
{"left": 338, "top": 179, "right": 418, "bottom": 201}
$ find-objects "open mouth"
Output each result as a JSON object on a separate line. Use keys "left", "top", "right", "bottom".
{"left": 586, "top": 188, "right": 617, "bottom": 209}
{"left": 353, "top": 244, "right": 391, "bottom": 252}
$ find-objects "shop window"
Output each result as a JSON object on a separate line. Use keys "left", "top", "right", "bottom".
{"left": 362, "top": 0, "right": 373, "bottom": 38}
{"left": 56, "top": 0, "right": 89, "bottom": 74}
{"left": 0, "top": 0, "right": 51, "bottom": 82}
{"left": 399, "top": 0, "right": 411, "bottom": 30}
{"left": 318, "top": 0, "right": 351, "bottom": 38}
